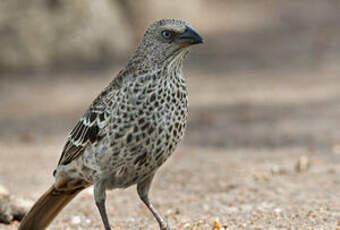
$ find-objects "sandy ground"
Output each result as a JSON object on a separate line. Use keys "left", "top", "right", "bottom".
{"left": 0, "top": 67, "right": 340, "bottom": 229}
{"left": 1, "top": 1, "right": 340, "bottom": 229}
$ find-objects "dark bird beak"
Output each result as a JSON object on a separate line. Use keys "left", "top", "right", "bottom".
{"left": 176, "top": 26, "right": 203, "bottom": 46}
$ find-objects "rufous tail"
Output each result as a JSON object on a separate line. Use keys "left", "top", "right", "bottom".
{"left": 18, "top": 185, "right": 83, "bottom": 230}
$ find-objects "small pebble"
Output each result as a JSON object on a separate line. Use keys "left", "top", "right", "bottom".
{"left": 71, "top": 215, "right": 81, "bottom": 225}
{"left": 213, "top": 218, "right": 222, "bottom": 230}
{"left": 270, "top": 164, "right": 288, "bottom": 175}
{"left": 0, "top": 185, "right": 9, "bottom": 197}
{"left": 274, "top": 208, "right": 282, "bottom": 213}
{"left": 295, "top": 155, "right": 311, "bottom": 173}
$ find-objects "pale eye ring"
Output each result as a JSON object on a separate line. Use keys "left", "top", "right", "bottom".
{"left": 161, "top": 30, "right": 174, "bottom": 40}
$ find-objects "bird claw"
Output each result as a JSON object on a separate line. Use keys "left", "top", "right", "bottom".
{"left": 160, "top": 222, "right": 170, "bottom": 230}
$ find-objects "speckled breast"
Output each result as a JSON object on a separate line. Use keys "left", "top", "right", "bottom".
{"left": 84, "top": 70, "right": 188, "bottom": 188}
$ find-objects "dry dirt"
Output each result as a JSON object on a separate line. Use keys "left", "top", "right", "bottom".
{"left": 0, "top": 67, "right": 340, "bottom": 230}
{"left": 1, "top": 1, "right": 340, "bottom": 229}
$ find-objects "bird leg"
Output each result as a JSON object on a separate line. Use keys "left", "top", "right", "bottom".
{"left": 137, "top": 174, "right": 170, "bottom": 230}
{"left": 95, "top": 199, "right": 111, "bottom": 230}
{"left": 94, "top": 182, "right": 111, "bottom": 230}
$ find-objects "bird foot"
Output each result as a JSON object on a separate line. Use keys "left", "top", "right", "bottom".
{"left": 160, "top": 222, "right": 170, "bottom": 230}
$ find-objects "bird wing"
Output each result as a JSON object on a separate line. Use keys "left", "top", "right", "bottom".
{"left": 57, "top": 73, "right": 126, "bottom": 166}
{"left": 57, "top": 100, "right": 108, "bottom": 166}
{"left": 57, "top": 70, "right": 126, "bottom": 166}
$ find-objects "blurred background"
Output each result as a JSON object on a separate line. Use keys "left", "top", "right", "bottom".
{"left": 0, "top": 0, "right": 340, "bottom": 229}
{"left": 2, "top": 0, "right": 340, "bottom": 152}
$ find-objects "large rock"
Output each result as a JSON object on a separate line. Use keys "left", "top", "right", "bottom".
{"left": 0, "top": 184, "right": 33, "bottom": 224}
{"left": 0, "top": 0, "right": 134, "bottom": 73}
{"left": 0, "top": 185, "right": 11, "bottom": 224}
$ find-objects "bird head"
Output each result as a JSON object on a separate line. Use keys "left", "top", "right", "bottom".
{"left": 135, "top": 19, "right": 203, "bottom": 67}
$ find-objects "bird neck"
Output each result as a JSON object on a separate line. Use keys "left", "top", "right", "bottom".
{"left": 127, "top": 46, "right": 188, "bottom": 70}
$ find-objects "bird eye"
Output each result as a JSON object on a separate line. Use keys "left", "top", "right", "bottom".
{"left": 161, "top": 30, "right": 174, "bottom": 40}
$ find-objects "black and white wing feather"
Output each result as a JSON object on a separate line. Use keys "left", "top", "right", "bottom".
{"left": 57, "top": 95, "right": 110, "bottom": 166}
{"left": 57, "top": 69, "right": 124, "bottom": 166}
{"left": 58, "top": 110, "right": 108, "bottom": 166}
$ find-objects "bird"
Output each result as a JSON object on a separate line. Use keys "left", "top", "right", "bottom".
{"left": 18, "top": 18, "right": 203, "bottom": 230}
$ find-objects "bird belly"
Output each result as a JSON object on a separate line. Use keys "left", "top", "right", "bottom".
{"left": 82, "top": 82, "right": 188, "bottom": 189}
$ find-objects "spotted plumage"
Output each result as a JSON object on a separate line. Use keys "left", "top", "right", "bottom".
{"left": 19, "top": 19, "right": 203, "bottom": 230}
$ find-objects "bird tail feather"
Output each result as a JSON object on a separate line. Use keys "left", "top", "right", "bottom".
{"left": 18, "top": 186, "right": 82, "bottom": 230}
